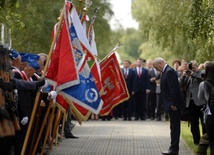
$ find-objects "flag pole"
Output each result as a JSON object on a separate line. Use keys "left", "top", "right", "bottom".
{"left": 99, "top": 42, "right": 123, "bottom": 63}
{"left": 80, "top": 0, "right": 92, "bottom": 22}
{"left": 77, "top": 0, "right": 83, "bottom": 15}
{"left": 21, "top": 5, "right": 65, "bottom": 155}
{"left": 87, "top": 7, "right": 99, "bottom": 39}
{"left": 80, "top": 7, "right": 87, "bottom": 23}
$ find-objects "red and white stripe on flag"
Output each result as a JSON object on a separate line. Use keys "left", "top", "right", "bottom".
{"left": 46, "top": 2, "right": 79, "bottom": 91}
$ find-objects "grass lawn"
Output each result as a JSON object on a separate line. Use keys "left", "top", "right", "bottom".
{"left": 181, "top": 121, "right": 210, "bottom": 154}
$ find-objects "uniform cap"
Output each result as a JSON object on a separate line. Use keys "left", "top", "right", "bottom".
{"left": 19, "top": 52, "right": 29, "bottom": 62}
{"left": 11, "top": 49, "right": 19, "bottom": 59}
{"left": 28, "top": 59, "right": 40, "bottom": 70}
{"left": 28, "top": 54, "right": 40, "bottom": 61}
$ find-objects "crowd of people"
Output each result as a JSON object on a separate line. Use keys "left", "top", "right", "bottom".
{"left": 94, "top": 57, "right": 214, "bottom": 155}
{"left": 1, "top": 45, "right": 214, "bottom": 155}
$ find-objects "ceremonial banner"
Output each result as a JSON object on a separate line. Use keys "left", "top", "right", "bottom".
{"left": 99, "top": 52, "right": 130, "bottom": 116}
{"left": 82, "top": 45, "right": 102, "bottom": 91}
{"left": 56, "top": 95, "right": 69, "bottom": 113}
{"left": 59, "top": 5, "right": 103, "bottom": 115}
{"left": 71, "top": 102, "right": 91, "bottom": 121}
{"left": 68, "top": 6, "right": 101, "bottom": 85}
{"left": 60, "top": 62, "right": 103, "bottom": 114}
{"left": 87, "top": 20, "right": 102, "bottom": 91}
{"left": 56, "top": 94, "right": 90, "bottom": 122}
{"left": 68, "top": 48, "right": 101, "bottom": 120}
{"left": 46, "top": 3, "right": 79, "bottom": 91}
{"left": 88, "top": 25, "right": 98, "bottom": 56}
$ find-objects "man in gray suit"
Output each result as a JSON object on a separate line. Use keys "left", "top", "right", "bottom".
{"left": 180, "top": 60, "right": 206, "bottom": 145}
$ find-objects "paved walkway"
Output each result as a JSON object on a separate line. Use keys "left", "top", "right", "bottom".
{"left": 51, "top": 119, "right": 194, "bottom": 155}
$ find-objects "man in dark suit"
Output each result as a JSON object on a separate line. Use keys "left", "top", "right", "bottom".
{"left": 153, "top": 58, "right": 184, "bottom": 155}
{"left": 122, "top": 60, "right": 134, "bottom": 120}
{"left": 132, "top": 58, "right": 150, "bottom": 120}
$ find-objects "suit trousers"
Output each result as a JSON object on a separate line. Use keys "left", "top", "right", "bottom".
{"left": 156, "top": 93, "right": 163, "bottom": 119}
{"left": 149, "top": 93, "right": 157, "bottom": 118}
{"left": 0, "top": 136, "right": 14, "bottom": 155}
{"left": 206, "top": 115, "right": 214, "bottom": 154}
{"left": 123, "top": 96, "right": 132, "bottom": 119}
{"left": 64, "top": 106, "right": 72, "bottom": 136}
{"left": 134, "top": 92, "right": 146, "bottom": 120}
{"left": 169, "top": 108, "right": 181, "bottom": 152}
{"left": 188, "top": 100, "right": 206, "bottom": 144}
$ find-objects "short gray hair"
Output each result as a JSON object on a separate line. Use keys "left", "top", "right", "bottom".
{"left": 153, "top": 57, "right": 165, "bottom": 64}
{"left": 190, "top": 60, "right": 198, "bottom": 67}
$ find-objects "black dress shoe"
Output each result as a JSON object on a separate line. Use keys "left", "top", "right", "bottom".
{"left": 123, "top": 118, "right": 127, "bottom": 121}
{"left": 165, "top": 115, "right": 169, "bottom": 121}
{"left": 150, "top": 117, "right": 155, "bottom": 120}
{"left": 162, "top": 150, "right": 178, "bottom": 155}
{"left": 140, "top": 118, "right": 146, "bottom": 121}
{"left": 128, "top": 118, "right": 132, "bottom": 121}
{"left": 156, "top": 118, "right": 162, "bottom": 121}
{"left": 65, "top": 133, "right": 79, "bottom": 139}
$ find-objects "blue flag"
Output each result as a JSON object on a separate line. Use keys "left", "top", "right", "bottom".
{"left": 60, "top": 63, "right": 103, "bottom": 114}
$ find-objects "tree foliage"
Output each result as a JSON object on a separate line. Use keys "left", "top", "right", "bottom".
{"left": 114, "top": 28, "right": 144, "bottom": 63}
{"left": 132, "top": 0, "right": 214, "bottom": 63}
{"left": 0, "top": 0, "right": 114, "bottom": 58}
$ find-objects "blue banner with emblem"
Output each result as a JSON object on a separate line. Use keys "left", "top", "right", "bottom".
{"left": 60, "top": 63, "right": 103, "bottom": 114}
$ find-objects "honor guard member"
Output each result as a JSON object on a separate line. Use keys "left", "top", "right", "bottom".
{"left": 21, "top": 58, "right": 40, "bottom": 81}
{"left": 11, "top": 49, "right": 22, "bottom": 76}
{"left": 19, "top": 52, "right": 29, "bottom": 71}
{"left": 32, "top": 53, "right": 46, "bottom": 81}
{"left": 14, "top": 59, "right": 41, "bottom": 155}
{"left": 0, "top": 47, "right": 45, "bottom": 155}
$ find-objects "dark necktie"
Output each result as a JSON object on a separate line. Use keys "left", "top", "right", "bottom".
{"left": 125, "top": 69, "right": 128, "bottom": 78}
{"left": 138, "top": 68, "right": 141, "bottom": 78}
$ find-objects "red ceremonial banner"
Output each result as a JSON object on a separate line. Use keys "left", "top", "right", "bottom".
{"left": 46, "top": 3, "right": 79, "bottom": 91}
{"left": 56, "top": 95, "right": 91, "bottom": 123}
{"left": 71, "top": 102, "right": 91, "bottom": 121}
{"left": 56, "top": 95, "right": 69, "bottom": 113}
{"left": 99, "top": 52, "right": 129, "bottom": 116}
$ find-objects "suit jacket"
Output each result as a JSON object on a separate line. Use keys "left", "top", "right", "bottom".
{"left": 12, "top": 68, "right": 33, "bottom": 118}
{"left": 184, "top": 70, "right": 204, "bottom": 107}
{"left": 161, "top": 65, "right": 184, "bottom": 111}
{"left": 132, "top": 67, "right": 150, "bottom": 93}
{"left": 148, "top": 67, "right": 157, "bottom": 94}
{"left": 122, "top": 68, "right": 134, "bottom": 94}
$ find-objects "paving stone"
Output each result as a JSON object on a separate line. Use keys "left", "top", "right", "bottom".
{"left": 50, "top": 119, "right": 194, "bottom": 155}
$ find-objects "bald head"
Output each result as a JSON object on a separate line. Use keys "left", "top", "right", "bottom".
{"left": 153, "top": 57, "right": 166, "bottom": 72}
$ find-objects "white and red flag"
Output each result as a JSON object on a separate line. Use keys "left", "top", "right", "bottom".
{"left": 46, "top": 4, "right": 79, "bottom": 91}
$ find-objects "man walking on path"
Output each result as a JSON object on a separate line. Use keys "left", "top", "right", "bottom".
{"left": 153, "top": 58, "right": 184, "bottom": 155}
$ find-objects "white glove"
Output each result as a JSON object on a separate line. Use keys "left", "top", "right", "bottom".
{"left": 48, "top": 91, "right": 57, "bottom": 104}
{"left": 21, "top": 116, "right": 29, "bottom": 125}
{"left": 42, "top": 80, "right": 49, "bottom": 90}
